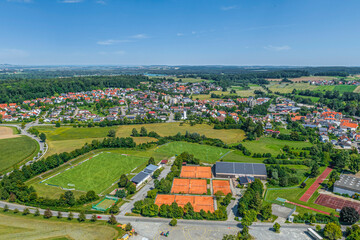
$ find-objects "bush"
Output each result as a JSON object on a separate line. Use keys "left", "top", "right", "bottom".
{"left": 108, "top": 214, "right": 117, "bottom": 225}
{"left": 91, "top": 214, "right": 97, "bottom": 222}
{"left": 44, "top": 208, "right": 52, "bottom": 219}
{"left": 78, "top": 211, "right": 86, "bottom": 222}
{"left": 169, "top": 218, "right": 177, "bottom": 226}
{"left": 67, "top": 212, "right": 73, "bottom": 220}
{"left": 23, "top": 208, "right": 30, "bottom": 215}
{"left": 14, "top": 208, "right": 19, "bottom": 214}
{"left": 273, "top": 223, "right": 280, "bottom": 233}
{"left": 34, "top": 208, "right": 40, "bottom": 216}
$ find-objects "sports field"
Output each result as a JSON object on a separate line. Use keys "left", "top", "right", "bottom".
{"left": 171, "top": 178, "right": 207, "bottom": 194}
{"left": 43, "top": 152, "right": 148, "bottom": 193}
{"left": 0, "top": 135, "right": 38, "bottom": 172}
{"left": 180, "top": 166, "right": 212, "bottom": 178}
{"left": 156, "top": 141, "right": 230, "bottom": 163}
{"left": 212, "top": 180, "right": 231, "bottom": 195}
{"left": 0, "top": 213, "right": 118, "bottom": 240}
{"left": 155, "top": 194, "right": 214, "bottom": 212}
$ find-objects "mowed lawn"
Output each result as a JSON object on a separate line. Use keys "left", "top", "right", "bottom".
{"left": 44, "top": 152, "right": 148, "bottom": 193}
{"left": 0, "top": 213, "right": 118, "bottom": 240}
{"left": 155, "top": 141, "right": 230, "bottom": 163}
{"left": 0, "top": 136, "right": 38, "bottom": 172}
{"left": 241, "top": 137, "right": 312, "bottom": 155}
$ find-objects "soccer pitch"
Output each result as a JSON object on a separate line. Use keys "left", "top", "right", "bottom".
{"left": 43, "top": 152, "right": 148, "bottom": 194}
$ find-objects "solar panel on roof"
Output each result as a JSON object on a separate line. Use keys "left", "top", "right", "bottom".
{"left": 215, "top": 162, "right": 266, "bottom": 176}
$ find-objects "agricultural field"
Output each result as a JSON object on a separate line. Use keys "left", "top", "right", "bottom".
{"left": 0, "top": 135, "right": 38, "bottom": 173}
{"left": 43, "top": 152, "right": 149, "bottom": 194}
{"left": 267, "top": 76, "right": 336, "bottom": 82}
{"left": 0, "top": 212, "right": 118, "bottom": 240}
{"left": 35, "top": 123, "right": 245, "bottom": 157}
{"left": 155, "top": 141, "right": 230, "bottom": 163}
{"left": 241, "top": 137, "right": 313, "bottom": 156}
{"left": 267, "top": 82, "right": 318, "bottom": 93}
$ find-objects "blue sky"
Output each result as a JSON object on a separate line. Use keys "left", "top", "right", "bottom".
{"left": 1, "top": 0, "right": 360, "bottom": 65}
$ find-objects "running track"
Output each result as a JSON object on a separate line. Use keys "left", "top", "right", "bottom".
{"left": 299, "top": 167, "right": 332, "bottom": 202}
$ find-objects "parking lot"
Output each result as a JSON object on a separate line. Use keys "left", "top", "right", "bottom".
{"left": 130, "top": 222, "right": 313, "bottom": 240}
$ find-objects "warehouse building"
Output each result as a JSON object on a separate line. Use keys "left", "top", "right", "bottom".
{"left": 333, "top": 174, "right": 360, "bottom": 196}
{"left": 214, "top": 162, "right": 267, "bottom": 180}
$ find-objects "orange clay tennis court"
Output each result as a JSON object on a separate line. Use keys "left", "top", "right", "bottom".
{"left": 180, "top": 166, "right": 212, "bottom": 178}
{"left": 155, "top": 194, "right": 214, "bottom": 212}
{"left": 212, "top": 180, "right": 232, "bottom": 195}
{"left": 171, "top": 178, "right": 207, "bottom": 194}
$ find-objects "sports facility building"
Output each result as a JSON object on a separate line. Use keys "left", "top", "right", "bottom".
{"left": 131, "top": 164, "right": 159, "bottom": 189}
{"left": 333, "top": 174, "right": 360, "bottom": 196}
{"left": 214, "top": 162, "right": 267, "bottom": 180}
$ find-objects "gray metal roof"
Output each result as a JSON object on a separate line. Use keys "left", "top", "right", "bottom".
{"left": 334, "top": 174, "right": 360, "bottom": 193}
{"left": 143, "top": 164, "right": 158, "bottom": 174}
{"left": 215, "top": 162, "right": 267, "bottom": 176}
{"left": 131, "top": 171, "right": 149, "bottom": 184}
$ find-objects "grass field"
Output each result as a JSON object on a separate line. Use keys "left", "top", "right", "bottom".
{"left": 265, "top": 167, "right": 337, "bottom": 215}
{"left": 43, "top": 152, "right": 149, "bottom": 193}
{"left": 35, "top": 123, "right": 245, "bottom": 157}
{"left": 241, "top": 137, "right": 313, "bottom": 155}
{"left": 267, "top": 82, "right": 318, "bottom": 93}
{"left": 155, "top": 141, "right": 230, "bottom": 163}
{"left": 0, "top": 136, "right": 38, "bottom": 173}
{"left": 45, "top": 137, "right": 156, "bottom": 156}
{"left": 94, "top": 198, "right": 117, "bottom": 211}
{"left": 0, "top": 212, "right": 118, "bottom": 240}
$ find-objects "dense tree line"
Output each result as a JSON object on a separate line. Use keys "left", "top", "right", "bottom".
{"left": 266, "top": 165, "right": 302, "bottom": 187}
{"left": 0, "top": 75, "right": 147, "bottom": 103}
{"left": 237, "top": 179, "right": 272, "bottom": 226}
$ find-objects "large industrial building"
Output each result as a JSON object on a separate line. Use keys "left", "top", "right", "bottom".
{"left": 333, "top": 174, "right": 360, "bottom": 196}
{"left": 214, "top": 162, "right": 267, "bottom": 180}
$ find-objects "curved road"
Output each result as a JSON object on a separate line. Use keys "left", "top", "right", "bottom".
{"left": 0, "top": 121, "right": 49, "bottom": 174}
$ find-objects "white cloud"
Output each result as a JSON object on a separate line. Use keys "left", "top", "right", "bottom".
{"left": 191, "top": 31, "right": 196, "bottom": 35}
{"left": 221, "top": 5, "right": 237, "bottom": 11}
{"left": 97, "top": 39, "right": 132, "bottom": 45}
{"left": 60, "top": 0, "right": 83, "bottom": 3}
{"left": 176, "top": 33, "right": 184, "bottom": 37}
{"left": 0, "top": 49, "right": 29, "bottom": 58}
{"left": 264, "top": 45, "right": 291, "bottom": 51}
{"left": 96, "top": 0, "right": 106, "bottom": 4}
{"left": 6, "top": 0, "right": 32, "bottom": 2}
{"left": 131, "top": 34, "right": 149, "bottom": 39}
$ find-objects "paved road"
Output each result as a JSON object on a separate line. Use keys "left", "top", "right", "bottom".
{"left": 118, "top": 157, "right": 174, "bottom": 217}
{"left": 0, "top": 121, "right": 49, "bottom": 175}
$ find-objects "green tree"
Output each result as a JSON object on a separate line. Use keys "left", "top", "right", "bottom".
{"left": 118, "top": 174, "right": 129, "bottom": 187}
{"left": 107, "top": 129, "right": 116, "bottom": 137}
{"left": 39, "top": 133, "right": 46, "bottom": 142}
{"left": 44, "top": 208, "right": 52, "bottom": 219}
{"left": 140, "top": 127, "right": 148, "bottom": 136}
{"left": 148, "top": 157, "right": 155, "bottom": 166}
{"left": 260, "top": 203, "right": 272, "bottom": 220}
{"left": 34, "top": 208, "right": 40, "bottom": 216}
{"left": 126, "top": 183, "right": 136, "bottom": 194}
{"left": 14, "top": 208, "right": 19, "bottom": 214}
{"left": 3, "top": 205, "right": 9, "bottom": 212}
{"left": 22, "top": 208, "right": 30, "bottom": 215}
{"left": 273, "top": 223, "right": 281, "bottom": 233}
{"left": 55, "top": 122, "right": 61, "bottom": 128}
{"left": 310, "top": 163, "right": 320, "bottom": 177}
{"left": 241, "top": 210, "right": 257, "bottom": 227}
{"left": 67, "top": 212, "right": 73, "bottom": 220}
{"left": 340, "top": 207, "right": 360, "bottom": 225}
{"left": 125, "top": 223, "right": 132, "bottom": 231}
{"left": 345, "top": 224, "right": 360, "bottom": 240}
{"left": 169, "top": 218, "right": 177, "bottom": 226}
{"left": 108, "top": 214, "right": 117, "bottom": 225}
{"left": 57, "top": 211, "right": 62, "bottom": 219}
{"left": 78, "top": 211, "right": 86, "bottom": 222}
{"left": 324, "top": 222, "right": 342, "bottom": 240}
{"left": 91, "top": 214, "right": 97, "bottom": 222}
{"left": 174, "top": 112, "right": 182, "bottom": 121}
{"left": 109, "top": 205, "right": 119, "bottom": 214}
{"left": 131, "top": 128, "right": 139, "bottom": 137}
